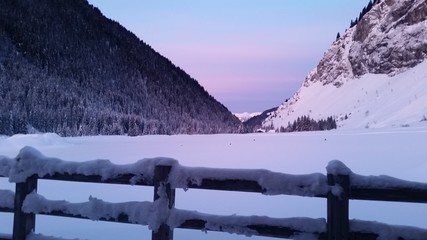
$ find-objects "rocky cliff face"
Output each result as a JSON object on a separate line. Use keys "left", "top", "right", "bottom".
{"left": 263, "top": 0, "right": 427, "bottom": 130}
{"left": 304, "top": 0, "right": 427, "bottom": 88}
{"left": 349, "top": 0, "right": 427, "bottom": 76}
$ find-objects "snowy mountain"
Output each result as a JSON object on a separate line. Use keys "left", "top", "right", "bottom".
{"left": 234, "top": 112, "right": 262, "bottom": 122}
{"left": 0, "top": 0, "right": 241, "bottom": 136}
{"left": 263, "top": 0, "right": 427, "bottom": 130}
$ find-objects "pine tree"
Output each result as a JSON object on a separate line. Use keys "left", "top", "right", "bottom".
{"left": 367, "top": 0, "right": 373, "bottom": 11}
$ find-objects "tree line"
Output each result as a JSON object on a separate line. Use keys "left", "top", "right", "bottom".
{"left": 350, "top": 0, "right": 381, "bottom": 28}
{"left": 278, "top": 115, "right": 337, "bottom": 132}
{"left": 336, "top": 0, "right": 381, "bottom": 40}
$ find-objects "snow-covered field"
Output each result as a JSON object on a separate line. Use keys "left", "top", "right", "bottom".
{"left": 1, "top": 126, "right": 427, "bottom": 239}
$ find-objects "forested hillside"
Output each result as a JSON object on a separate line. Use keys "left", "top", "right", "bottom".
{"left": 0, "top": 0, "right": 241, "bottom": 136}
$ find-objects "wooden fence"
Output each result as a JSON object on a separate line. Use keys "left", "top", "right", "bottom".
{"left": 1, "top": 157, "right": 427, "bottom": 240}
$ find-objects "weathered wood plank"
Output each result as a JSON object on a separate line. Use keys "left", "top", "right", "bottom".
{"left": 152, "top": 165, "right": 175, "bottom": 240}
{"left": 349, "top": 232, "right": 378, "bottom": 240}
{"left": 13, "top": 175, "right": 37, "bottom": 240}
{"left": 327, "top": 174, "right": 349, "bottom": 240}
{"left": 39, "top": 210, "right": 131, "bottom": 224}
{"left": 41, "top": 173, "right": 152, "bottom": 186}
{"left": 0, "top": 207, "right": 14, "bottom": 213}
{"left": 178, "top": 219, "right": 328, "bottom": 239}
{"left": 350, "top": 187, "right": 427, "bottom": 203}
{"left": 187, "top": 179, "right": 264, "bottom": 193}
{"left": 2, "top": 163, "right": 427, "bottom": 240}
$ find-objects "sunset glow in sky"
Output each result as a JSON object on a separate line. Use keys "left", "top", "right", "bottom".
{"left": 88, "top": 0, "right": 368, "bottom": 112}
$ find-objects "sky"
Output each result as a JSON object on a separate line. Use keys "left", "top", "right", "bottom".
{"left": 87, "top": 0, "right": 369, "bottom": 113}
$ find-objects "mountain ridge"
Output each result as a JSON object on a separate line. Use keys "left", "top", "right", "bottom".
{"left": 263, "top": 0, "right": 427, "bottom": 131}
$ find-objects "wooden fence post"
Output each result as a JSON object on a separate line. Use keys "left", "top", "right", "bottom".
{"left": 152, "top": 165, "right": 175, "bottom": 240}
{"left": 13, "top": 175, "right": 38, "bottom": 240}
{"left": 327, "top": 173, "right": 349, "bottom": 240}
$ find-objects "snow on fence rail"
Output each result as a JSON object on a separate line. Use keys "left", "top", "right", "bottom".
{"left": 1, "top": 146, "right": 427, "bottom": 240}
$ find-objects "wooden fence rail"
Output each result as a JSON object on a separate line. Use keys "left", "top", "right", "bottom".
{"left": 1, "top": 157, "right": 427, "bottom": 240}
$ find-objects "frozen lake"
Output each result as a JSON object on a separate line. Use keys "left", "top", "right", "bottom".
{"left": 1, "top": 126, "right": 427, "bottom": 239}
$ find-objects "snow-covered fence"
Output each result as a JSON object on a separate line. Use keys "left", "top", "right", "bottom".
{"left": 1, "top": 147, "right": 427, "bottom": 240}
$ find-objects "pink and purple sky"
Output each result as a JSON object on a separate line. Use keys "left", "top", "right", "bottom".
{"left": 88, "top": 0, "right": 368, "bottom": 113}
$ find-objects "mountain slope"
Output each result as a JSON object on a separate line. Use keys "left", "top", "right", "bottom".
{"left": 264, "top": 0, "right": 427, "bottom": 130}
{"left": 234, "top": 112, "right": 262, "bottom": 123}
{"left": 0, "top": 0, "right": 241, "bottom": 136}
{"left": 241, "top": 107, "right": 277, "bottom": 133}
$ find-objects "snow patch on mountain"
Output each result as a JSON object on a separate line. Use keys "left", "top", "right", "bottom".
{"left": 264, "top": 60, "right": 427, "bottom": 130}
